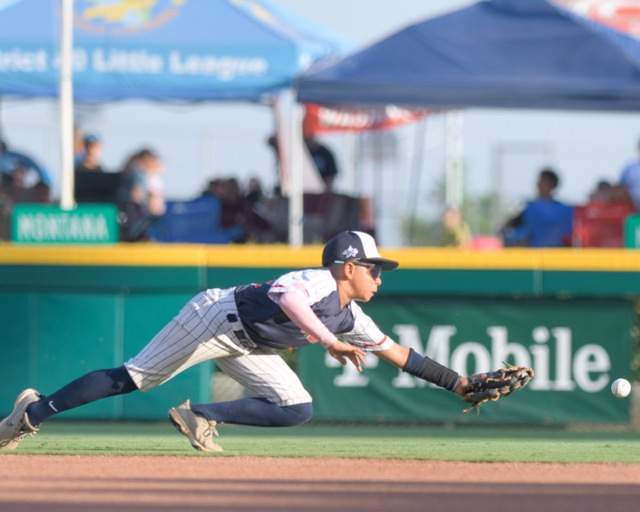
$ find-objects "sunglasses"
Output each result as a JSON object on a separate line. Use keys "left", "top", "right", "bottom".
{"left": 334, "top": 260, "right": 382, "bottom": 280}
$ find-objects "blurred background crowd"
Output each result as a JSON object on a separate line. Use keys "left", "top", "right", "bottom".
{"left": 0, "top": 126, "right": 372, "bottom": 244}
{"left": 3, "top": 126, "right": 640, "bottom": 248}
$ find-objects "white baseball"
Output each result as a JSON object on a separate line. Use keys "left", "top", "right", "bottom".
{"left": 611, "top": 378, "right": 631, "bottom": 398}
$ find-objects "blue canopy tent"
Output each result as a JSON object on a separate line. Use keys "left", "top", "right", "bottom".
{"left": 296, "top": 0, "right": 640, "bottom": 241}
{"left": 0, "top": 0, "right": 355, "bottom": 245}
{"left": 296, "top": 0, "right": 640, "bottom": 111}
{"left": 0, "top": 0, "right": 355, "bottom": 101}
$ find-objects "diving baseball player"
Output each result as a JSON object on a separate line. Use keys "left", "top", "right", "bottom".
{"left": 0, "top": 231, "right": 532, "bottom": 452}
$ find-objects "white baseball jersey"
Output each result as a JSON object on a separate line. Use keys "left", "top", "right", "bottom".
{"left": 125, "top": 268, "right": 392, "bottom": 406}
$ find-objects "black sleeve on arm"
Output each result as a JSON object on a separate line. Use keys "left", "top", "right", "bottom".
{"left": 402, "top": 348, "right": 460, "bottom": 391}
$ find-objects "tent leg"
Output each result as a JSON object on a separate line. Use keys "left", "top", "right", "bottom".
{"left": 276, "top": 89, "right": 304, "bottom": 248}
{"left": 59, "top": 0, "right": 75, "bottom": 211}
{"left": 408, "top": 117, "right": 428, "bottom": 243}
{"left": 445, "top": 110, "right": 464, "bottom": 209}
{"left": 272, "top": 90, "right": 304, "bottom": 247}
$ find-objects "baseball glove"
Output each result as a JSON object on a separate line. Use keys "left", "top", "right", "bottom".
{"left": 461, "top": 362, "right": 534, "bottom": 414}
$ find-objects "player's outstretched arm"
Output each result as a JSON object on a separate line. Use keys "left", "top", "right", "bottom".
{"left": 375, "top": 342, "right": 461, "bottom": 392}
{"left": 375, "top": 341, "right": 533, "bottom": 413}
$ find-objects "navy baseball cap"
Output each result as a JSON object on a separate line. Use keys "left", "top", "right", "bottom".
{"left": 322, "top": 231, "right": 399, "bottom": 271}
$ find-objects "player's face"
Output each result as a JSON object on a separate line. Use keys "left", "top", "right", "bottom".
{"left": 351, "top": 261, "right": 382, "bottom": 301}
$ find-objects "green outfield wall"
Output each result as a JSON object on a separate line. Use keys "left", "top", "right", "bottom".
{"left": 0, "top": 243, "right": 637, "bottom": 423}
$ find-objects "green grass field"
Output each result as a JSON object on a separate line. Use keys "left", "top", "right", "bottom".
{"left": 6, "top": 421, "right": 640, "bottom": 463}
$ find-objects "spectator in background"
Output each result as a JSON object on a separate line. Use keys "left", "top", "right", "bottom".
{"left": 200, "top": 176, "right": 275, "bottom": 243}
{"left": 573, "top": 179, "right": 636, "bottom": 248}
{"left": 304, "top": 136, "right": 339, "bottom": 192}
{"left": 0, "top": 139, "right": 51, "bottom": 207}
{"left": 74, "top": 134, "right": 105, "bottom": 173}
{"left": 204, "top": 178, "right": 227, "bottom": 201}
{"left": 585, "top": 179, "right": 635, "bottom": 208}
{"left": 2, "top": 165, "right": 31, "bottom": 203}
{"left": 120, "top": 150, "right": 144, "bottom": 178}
{"left": 500, "top": 167, "right": 574, "bottom": 247}
{"left": 610, "top": 183, "right": 634, "bottom": 205}
{"left": 268, "top": 133, "right": 340, "bottom": 193}
{"left": 618, "top": 138, "right": 640, "bottom": 211}
{"left": 439, "top": 207, "right": 472, "bottom": 248}
{"left": 6, "top": 163, "right": 49, "bottom": 202}
{"left": 117, "top": 148, "right": 166, "bottom": 241}
{"left": 219, "top": 177, "right": 271, "bottom": 243}
{"left": 0, "top": 139, "right": 52, "bottom": 189}
{"left": 266, "top": 133, "right": 282, "bottom": 187}
{"left": 0, "top": 160, "right": 50, "bottom": 240}
{"left": 245, "top": 177, "right": 264, "bottom": 206}
{"left": 73, "top": 125, "right": 86, "bottom": 167}
{"left": 244, "top": 176, "right": 277, "bottom": 243}
{"left": 588, "top": 179, "right": 613, "bottom": 204}
{"left": 219, "top": 177, "right": 247, "bottom": 242}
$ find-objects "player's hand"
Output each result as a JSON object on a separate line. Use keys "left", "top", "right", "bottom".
{"left": 327, "top": 340, "right": 366, "bottom": 372}
{"left": 453, "top": 376, "right": 469, "bottom": 396}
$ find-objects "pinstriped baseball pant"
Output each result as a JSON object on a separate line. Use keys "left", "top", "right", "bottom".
{"left": 124, "top": 288, "right": 312, "bottom": 407}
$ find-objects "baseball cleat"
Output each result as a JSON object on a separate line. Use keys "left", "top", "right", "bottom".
{"left": 168, "top": 399, "right": 223, "bottom": 453}
{"left": 0, "top": 388, "right": 42, "bottom": 450}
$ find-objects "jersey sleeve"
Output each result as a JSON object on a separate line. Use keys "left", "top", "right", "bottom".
{"left": 267, "top": 269, "right": 337, "bottom": 306}
{"left": 338, "top": 302, "right": 394, "bottom": 352}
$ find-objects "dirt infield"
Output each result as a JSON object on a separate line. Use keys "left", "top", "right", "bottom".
{"left": 0, "top": 456, "right": 639, "bottom": 512}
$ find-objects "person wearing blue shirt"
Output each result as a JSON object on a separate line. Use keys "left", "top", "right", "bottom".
{"left": 501, "top": 168, "right": 574, "bottom": 248}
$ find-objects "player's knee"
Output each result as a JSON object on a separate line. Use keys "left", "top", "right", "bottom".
{"left": 106, "top": 366, "right": 138, "bottom": 394}
{"left": 284, "top": 402, "right": 313, "bottom": 426}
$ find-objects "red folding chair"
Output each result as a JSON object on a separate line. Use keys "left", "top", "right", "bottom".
{"left": 572, "top": 201, "right": 637, "bottom": 248}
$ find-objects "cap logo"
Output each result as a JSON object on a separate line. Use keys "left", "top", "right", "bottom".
{"left": 342, "top": 245, "right": 359, "bottom": 259}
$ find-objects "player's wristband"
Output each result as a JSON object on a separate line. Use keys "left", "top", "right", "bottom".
{"left": 402, "top": 348, "right": 459, "bottom": 391}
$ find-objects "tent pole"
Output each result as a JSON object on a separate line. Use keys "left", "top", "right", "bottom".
{"left": 455, "top": 112, "right": 465, "bottom": 208}
{"left": 59, "top": 0, "right": 75, "bottom": 210}
{"left": 445, "top": 110, "right": 464, "bottom": 209}
{"left": 407, "top": 117, "right": 428, "bottom": 243}
{"left": 343, "top": 133, "right": 357, "bottom": 195}
{"left": 286, "top": 90, "right": 304, "bottom": 248}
